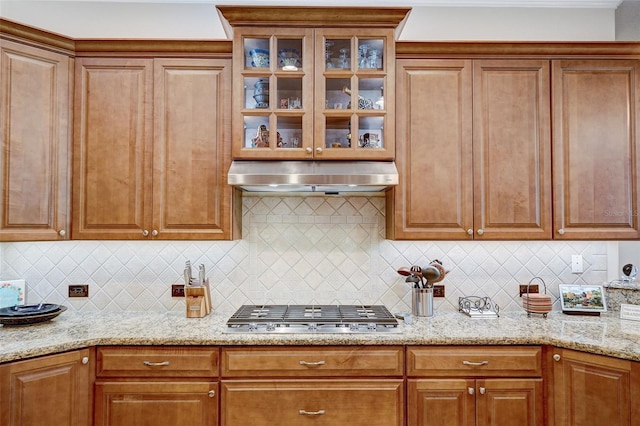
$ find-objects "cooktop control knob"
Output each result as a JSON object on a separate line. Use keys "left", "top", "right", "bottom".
{"left": 367, "top": 323, "right": 377, "bottom": 331}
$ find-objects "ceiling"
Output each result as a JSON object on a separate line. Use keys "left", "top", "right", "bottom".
{"left": 0, "top": 0, "right": 628, "bottom": 6}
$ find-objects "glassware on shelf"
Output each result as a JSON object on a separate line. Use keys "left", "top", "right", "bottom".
{"left": 338, "top": 48, "right": 350, "bottom": 70}
{"left": 358, "top": 44, "right": 370, "bottom": 69}
{"left": 368, "top": 49, "right": 381, "bottom": 69}
{"left": 278, "top": 48, "right": 300, "bottom": 71}
{"left": 249, "top": 49, "right": 270, "bottom": 68}
{"left": 325, "top": 40, "right": 335, "bottom": 69}
{"left": 253, "top": 79, "right": 269, "bottom": 108}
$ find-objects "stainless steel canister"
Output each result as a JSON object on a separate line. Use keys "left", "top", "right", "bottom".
{"left": 412, "top": 287, "right": 434, "bottom": 317}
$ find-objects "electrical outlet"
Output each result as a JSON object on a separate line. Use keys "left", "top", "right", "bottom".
{"left": 172, "top": 284, "right": 185, "bottom": 297}
{"left": 68, "top": 284, "right": 89, "bottom": 298}
{"left": 433, "top": 285, "right": 445, "bottom": 297}
{"left": 519, "top": 284, "right": 539, "bottom": 297}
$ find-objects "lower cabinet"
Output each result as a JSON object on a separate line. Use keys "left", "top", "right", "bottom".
{"left": 95, "top": 381, "right": 218, "bottom": 426}
{"left": 94, "top": 346, "right": 219, "bottom": 426}
{"left": 220, "top": 346, "right": 405, "bottom": 426}
{"left": 408, "top": 378, "right": 542, "bottom": 426}
{"left": 550, "top": 348, "right": 640, "bottom": 426}
{"left": 222, "top": 379, "right": 403, "bottom": 426}
{"left": 0, "top": 348, "right": 93, "bottom": 426}
{"left": 406, "top": 346, "right": 544, "bottom": 426}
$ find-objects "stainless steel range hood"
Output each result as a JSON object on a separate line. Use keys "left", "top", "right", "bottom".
{"left": 228, "top": 161, "right": 398, "bottom": 193}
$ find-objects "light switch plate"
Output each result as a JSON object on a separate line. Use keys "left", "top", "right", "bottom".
{"left": 571, "top": 255, "right": 583, "bottom": 274}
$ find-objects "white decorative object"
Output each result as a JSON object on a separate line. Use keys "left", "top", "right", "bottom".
{"left": 620, "top": 304, "right": 640, "bottom": 322}
{"left": 0, "top": 280, "right": 26, "bottom": 308}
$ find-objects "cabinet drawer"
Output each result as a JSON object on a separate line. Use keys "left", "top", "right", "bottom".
{"left": 221, "top": 379, "right": 403, "bottom": 426}
{"left": 97, "top": 346, "right": 218, "bottom": 377}
{"left": 221, "top": 346, "right": 403, "bottom": 377}
{"left": 407, "top": 346, "right": 542, "bottom": 377}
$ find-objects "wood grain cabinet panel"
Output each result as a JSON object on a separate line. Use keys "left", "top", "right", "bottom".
{"left": 0, "top": 39, "right": 71, "bottom": 241}
{"left": 0, "top": 349, "right": 93, "bottom": 426}
{"left": 552, "top": 60, "right": 640, "bottom": 239}
{"left": 389, "top": 59, "right": 551, "bottom": 240}
{"left": 550, "top": 348, "right": 639, "bottom": 426}
{"left": 221, "top": 379, "right": 404, "bottom": 426}
{"left": 407, "top": 346, "right": 544, "bottom": 426}
{"left": 95, "top": 381, "right": 218, "bottom": 426}
{"left": 73, "top": 57, "right": 232, "bottom": 240}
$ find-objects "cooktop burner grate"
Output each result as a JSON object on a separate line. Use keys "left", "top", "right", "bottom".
{"left": 225, "top": 304, "right": 399, "bottom": 333}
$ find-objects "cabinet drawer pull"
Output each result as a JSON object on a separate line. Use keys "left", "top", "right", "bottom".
{"left": 462, "top": 360, "right": 489, "bottom": 367}
{"left": 299, "top": 409, "right": 325, "bottom": 416}
{"left": 143, "top": 360, "right": 170, "bottom": 367}
{"left": 299, "top": 360, "right": 325, "bottom": 367}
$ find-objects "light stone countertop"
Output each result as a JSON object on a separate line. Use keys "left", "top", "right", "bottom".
{"left": 2, "top": 310, "right": 640, "bottom": 364}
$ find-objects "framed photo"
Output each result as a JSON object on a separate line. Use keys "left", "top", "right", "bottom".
{"left": 559, "top": 284, "right": 607, "bottom": 314}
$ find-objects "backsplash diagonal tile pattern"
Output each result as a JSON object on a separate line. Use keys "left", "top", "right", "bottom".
{"left": 0, "top": 195, "right": 608, "bottom": 313}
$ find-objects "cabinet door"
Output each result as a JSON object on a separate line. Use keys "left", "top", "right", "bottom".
{"left": 552, "top": 348, "right": 633, "bottom": 426}
{"left": 0, "top": 39, "right": 71, "bottom": 241}
{"left": 473, "top": 60, "right": 552, "bottom": 240}
{"left": 389, "top": 59, "right": 473, "bottom": 240}
{"left": 221, "top": 379, "right": 404, "bottom": 426}
{"left": 475, "top": 378, "right": 543, "bottom": 426}
{"left": 95, "top": 381, "right": 218, "bottom": 426}
{"left": 552, "top": 60, "right": 640, "bottom": 239}
{"left": 153, "top": 59, "right": 233, "bottom": 239}
{"left": 407, "top": 379, "right": 475, "bottom": 426}
{"left": 0, "top": 349, "right": 92, "bottom": 426}
{"left": 73, "top": 58, "right": 153, "bottom": 239}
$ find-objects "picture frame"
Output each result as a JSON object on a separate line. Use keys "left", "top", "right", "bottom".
{"left": 559, "top": 284, "right": 607, "bottom": 315}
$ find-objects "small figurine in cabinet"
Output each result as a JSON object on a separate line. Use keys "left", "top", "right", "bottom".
{"left": 252, "top": 124, "right": 269, "bottom": 147}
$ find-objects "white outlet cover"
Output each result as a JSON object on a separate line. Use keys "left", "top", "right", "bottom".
{"left": 571, "top": 255, "right": 583, "bottom": 273}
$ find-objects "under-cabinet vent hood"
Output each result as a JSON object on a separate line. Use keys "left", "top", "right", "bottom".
{"left": 228, "top": 161, "right": 398, "bottom": 193}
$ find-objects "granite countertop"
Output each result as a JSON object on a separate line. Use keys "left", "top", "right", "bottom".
{"left": 1, "top": 310, "right": 640, "bottom": 364}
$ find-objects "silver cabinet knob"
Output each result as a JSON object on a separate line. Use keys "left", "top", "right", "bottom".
{"left": 479, "top": 387, "right": 486, "bottom": 395}
{"left": 467, "top": 229, "right": 473, "bottom": 235}
{"left": 58, "top": 230, "right": 66, "bottom": 237}
{"left": 477, "top": 228, "right": 484, "bottom": 236}
{"left": 142, "top": 229, "right": 149, "bottom": 237}
{"left": 557, "top": 228, "right": 565, "bottom": 235}
{"left": 316, "top": 147, "right": 323, "bottom": 154}
{"left": 306, "top": 147, "right": 313, "bottom": 154}
{"left": 151, "top": 229, "right": 158, "bottom": 237}
{"left": 208, "top": 390, "right": 215, "bottom": 398}
{"left": 468, "top": 387, "right": 475, "bottom": 395}
{"left": 82, "top": 356, "right": 89, "bottom": 365}
{"left": 553, "top": 354, "right": 561, "bottom": 362}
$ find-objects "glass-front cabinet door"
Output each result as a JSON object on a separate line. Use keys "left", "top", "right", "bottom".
{"left": 233, "top": 28, "right": 314, "bottom": 159}
{"left": 315, "top": 29, "right": 395, "bottom": 160}
{"left": 231, "top": 25, "right": 396, "bottom": 160}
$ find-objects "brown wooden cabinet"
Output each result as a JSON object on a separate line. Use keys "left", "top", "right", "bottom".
{"left": 389, "top": 59, "right": 552, "bottom": 240}
{"left": 550, "top": 348, "right": 640, "bottom": 426}
{"left": 407, "top": 346, "right": 544, "bottom": 426}
{"left": 552, "top": 60, "right": 640, "bottom": 240}
{"left": 0, "top": 38, "right": 72, "bottom": 241}
{"left": 0, "top": 349, "right": 93, "bottom": 426}
{"left": 94, "top": 346, "right": 219, "bottom": 426}
{"left": 73, "top": 56, "right": 233, "bottom": 240}
{"left": 220, "top": 346, "right": 404, "bottom": 426}
{"left": 220, "top": 7, "right": 406, "bottom": 161}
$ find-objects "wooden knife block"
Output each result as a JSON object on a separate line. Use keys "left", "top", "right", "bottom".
{"left": 185, "top": 279, "right": 212, "bottom": 318}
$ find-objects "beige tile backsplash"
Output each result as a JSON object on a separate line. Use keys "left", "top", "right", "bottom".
{"left": 0, "top": 195, "right": 609, "bottom": 314}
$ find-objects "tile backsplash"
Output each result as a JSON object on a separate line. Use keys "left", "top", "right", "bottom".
{"left": 0, "top": 195, "right": 610, "bottom": 314}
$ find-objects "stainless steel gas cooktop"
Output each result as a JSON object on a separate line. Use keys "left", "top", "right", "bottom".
{"left": 225, "top": 304, "right": 400, "bottom": 333}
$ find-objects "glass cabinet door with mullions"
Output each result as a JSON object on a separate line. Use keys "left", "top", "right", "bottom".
{"left": 232, "top": 28, "right": 314, "bottom": 159}
{"left": 314, "top": 29, "right": 395, "bottom": 160}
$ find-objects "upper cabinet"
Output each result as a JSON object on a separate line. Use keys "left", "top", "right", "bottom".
{"left": 0, "top": 35, "right": 73, "bottom": 242}
{"left": 73, "top": 51, "right": 235, "bottom": 240}
{"left": 218, "top": 6, "right": 409, "bottom": 160}
{"left": 389, "top": 58, "right": 552, "bottom": 240}
{"left": 552, "top": 59, "right": 640, "bottom": 240}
